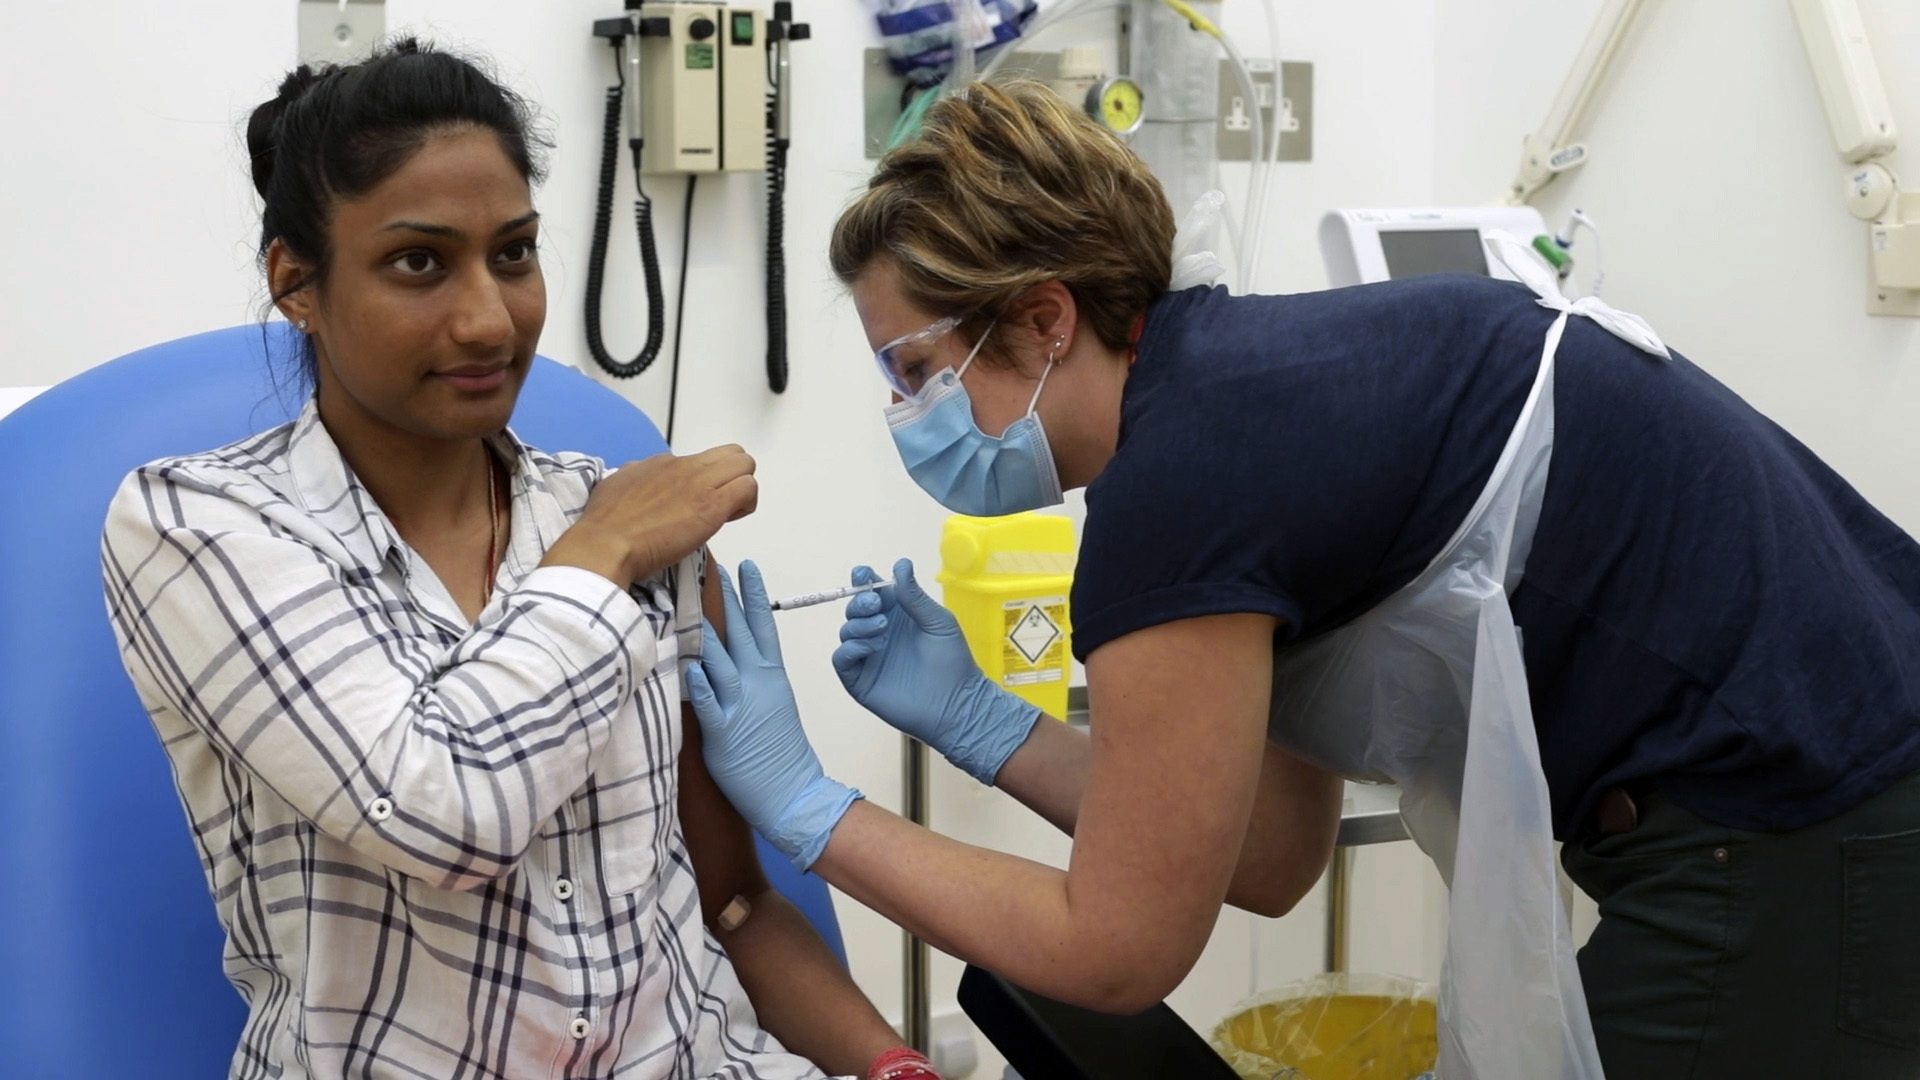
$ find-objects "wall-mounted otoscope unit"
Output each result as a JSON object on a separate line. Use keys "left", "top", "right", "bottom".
{"left": 586, "top": 0, "right": 811, "bottom": 435}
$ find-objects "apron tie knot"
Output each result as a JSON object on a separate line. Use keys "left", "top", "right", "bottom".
{"left": 1485, "top": 233, "right": 1673, "bottom": 361}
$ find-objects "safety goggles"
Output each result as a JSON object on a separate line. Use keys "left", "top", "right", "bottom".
{"left": 873, "top": 315, "right": 981, "bottom": 398}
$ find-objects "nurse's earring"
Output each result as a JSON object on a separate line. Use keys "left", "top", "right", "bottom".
{"left": 297, "top": 319, "right": 309, "bottom": 332}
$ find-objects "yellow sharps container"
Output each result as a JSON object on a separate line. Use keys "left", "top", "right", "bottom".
{"left": 938, "top": 513, "right": 1076, "bottom": 719}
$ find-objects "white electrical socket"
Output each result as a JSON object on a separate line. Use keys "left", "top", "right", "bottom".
{"left": 1278, "top": 98, "right": 1301, "bottom": 134}
{"left": 1225, "top": 96, "right": 1253, "bottom": 133}
{"left": 1217, "top": 60, "right": 1313, "bottom": 162}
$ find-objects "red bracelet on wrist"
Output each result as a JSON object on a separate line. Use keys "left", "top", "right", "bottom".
{"left": 867, "top": 1046, "right": 941, "bottom": 1080}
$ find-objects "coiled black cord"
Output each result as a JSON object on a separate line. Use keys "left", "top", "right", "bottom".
{"left": 764, "top": 90, "right": 790, "bottom": 394}
{"left": 666, "top": 176, "right": 696, "bottom": 444}
{"left": 584, "top": 55, "right": 666, "bottom": 380}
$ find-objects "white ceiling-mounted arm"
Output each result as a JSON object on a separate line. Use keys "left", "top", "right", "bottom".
{"left": 1790, "top": 0, "right": 1897, "bottom": 165}
{"left": 1506, "top": 0, "right": 1652, "bottom": 206}
{"left": 1791, "top": 0, "right": 1920, "bottom": 315}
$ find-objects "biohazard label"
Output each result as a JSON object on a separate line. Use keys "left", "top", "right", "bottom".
{"left": 1003, "top": 597, "right": 1067, "bottom": 686}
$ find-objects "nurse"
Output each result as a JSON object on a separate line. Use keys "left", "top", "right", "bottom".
{"left": 690, "top": 81, "right": 1920, "bottom": 1078}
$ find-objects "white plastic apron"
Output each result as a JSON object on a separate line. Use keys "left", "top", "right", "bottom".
{"left": 1268, "top": 235, "right": 1670, "bottom": 1080}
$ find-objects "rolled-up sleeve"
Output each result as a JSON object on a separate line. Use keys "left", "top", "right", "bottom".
{"left": 102, "top": 464, "right": 654, "bottom": 890}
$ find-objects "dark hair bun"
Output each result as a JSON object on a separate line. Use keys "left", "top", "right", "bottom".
{"left": 246, "top": 64, "right": 325, "bottom": 199}
{"left": 247, "top": 38, "right": 546, "bottom": 275}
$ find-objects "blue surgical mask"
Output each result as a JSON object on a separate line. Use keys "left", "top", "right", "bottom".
{"left": 885, "top": 325, "right": 1064, "bottom": 517}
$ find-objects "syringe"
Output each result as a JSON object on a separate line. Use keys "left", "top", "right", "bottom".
{"left": 769, "top": 579, "right": 894, "bottom": 612}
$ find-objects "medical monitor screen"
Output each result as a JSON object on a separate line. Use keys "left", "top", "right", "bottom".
{"left": 1379, "top": 228, "right": 1489, "bottom": 280}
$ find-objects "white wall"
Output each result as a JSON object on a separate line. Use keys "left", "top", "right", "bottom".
{"left": 0, "top": 388, "right": 47, "bottom": 422}
{"left": 0, "top": 0, "right": 1462, "bottom": 1072}
{"left": 1432, "top": 0, "right": 1920, "bottom": 532}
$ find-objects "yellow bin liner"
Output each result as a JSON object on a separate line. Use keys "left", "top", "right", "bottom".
{"left": 1210, "top": 974, "right": 1439, "bottom": 1080}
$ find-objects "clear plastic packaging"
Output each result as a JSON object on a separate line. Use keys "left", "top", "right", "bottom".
{"left": 1209, "top": 973, "right": 1439, "bottom": 1080}
{"left": 869, "top": 0, "right": 1037, "bottom": 88}
{"left": 1129, "top": 0, "right": 1221, "bottom": 217}
{"left": 1170, "top": 189, "right": 1228, "bottom": 290}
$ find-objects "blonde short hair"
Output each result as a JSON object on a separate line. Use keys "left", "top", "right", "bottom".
{"left": 830, "top": 80, "right": 1174, "bottom": 359}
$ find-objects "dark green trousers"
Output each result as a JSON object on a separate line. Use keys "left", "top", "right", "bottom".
{"left": 1563, "top": 770, "right": 1920, "bottom": 1079}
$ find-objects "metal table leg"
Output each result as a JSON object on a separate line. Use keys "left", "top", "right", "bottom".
{"left": 903, "top": 735, "right": 931, "bottom": 1053}
{"left": 1324, "top": 847, "right": 1354, "bottom": 973}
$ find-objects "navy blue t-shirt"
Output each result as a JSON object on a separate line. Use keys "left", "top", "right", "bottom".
{"left": 1072, "top": 278, "right": 1920, "bottom": 835}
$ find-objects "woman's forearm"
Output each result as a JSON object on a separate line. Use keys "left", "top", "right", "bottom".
{"left": 814, "top": 800, "right": 1182, "bottom": 1014}
{"left": 718, "top": 889, "right": 901, "bottom": 1076}
{"left": 690, "top": 587, "right": 1280, "bottom": 1018}
{"left": 990, "top": 714, "right": 1094, "bottom": 834}
{"left": 993, "top": 715, "right": 1341, "bottom": 917}
{"left": 105, "top": 475, "right": 653, "bottom": 890}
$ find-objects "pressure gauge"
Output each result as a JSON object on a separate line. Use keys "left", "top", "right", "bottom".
{"left": 1087, "top": 77, "right": 1145, "bottom": 138}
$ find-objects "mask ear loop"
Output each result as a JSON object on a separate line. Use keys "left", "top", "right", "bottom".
{"left": 953, "top": 320, "right": 997, "bottom": 381}
{"left": 1024, "top": 337, "right": 1064, "bottom": 415}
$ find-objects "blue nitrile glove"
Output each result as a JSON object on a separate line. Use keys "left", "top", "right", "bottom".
{"left": 831, "top": 558, "right": 1043, "bottom": 786}
{"left": 686, "top": 561, "right": 861, "bottom": 870}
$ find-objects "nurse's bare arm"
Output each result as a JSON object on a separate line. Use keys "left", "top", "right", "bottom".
{"left": 815, "top": 613, "right": 1286, "bottom": 1013}
{"left": 681, "top": 565, "right": 904, "bottom": 1076}
{"left": 993, "top": 667, "right": 1342, "bottom": 917}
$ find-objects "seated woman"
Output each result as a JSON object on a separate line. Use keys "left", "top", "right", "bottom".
{"left": 100, "top": 40, "right": 930, "bottom": 1080}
